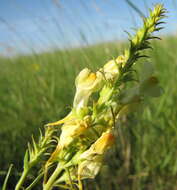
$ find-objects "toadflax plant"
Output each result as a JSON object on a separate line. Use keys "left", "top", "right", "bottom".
{"left": 3, "top": 4, "right": 166, "bottom": 190}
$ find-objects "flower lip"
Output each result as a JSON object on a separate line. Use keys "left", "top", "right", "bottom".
{"left": 93, "top": 131, "right": 115, "bottom": 154}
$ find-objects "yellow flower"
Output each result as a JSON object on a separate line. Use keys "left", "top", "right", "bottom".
{"left": 73, "top": 68, "right": 104, "bottom": 109}
{"left": 46, "top": 68, "right": 103, "bottom": 127}
{"left": 103, "top": 55, "right": 125, "bottom": 80}
{"left": 103, "top": 60, "right": 119, "bottom": 80}
{"left": 58, "top": 116, "right": 91, "bottom": 149}
{"left": 91, "top": 130, "right": 115, "bottom": 154}
{"left": 78, "top": 130, "right": 115, "bottom": 179}
{"left": 46, "top": 116, "right": 91, "bottom": 165}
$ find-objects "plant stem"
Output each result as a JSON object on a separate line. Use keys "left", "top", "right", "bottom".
{"left": 15, "top": 169, "right": 28, "bottom": 190}
{"left": 43, "top": 164, "right": 63, "bottom": 190}
{"left": 25, "top": 172, "right": 43, "bottom": 190}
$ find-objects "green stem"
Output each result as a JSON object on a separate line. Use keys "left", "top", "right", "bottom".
{"left": 43, "top": 164, "right": 63, "bottom": 190}
{"left": 15, "top": 169, "right": 29, "bottom": 190}
{"left": 25, "top": 172, "right": 43, "bottom": 190}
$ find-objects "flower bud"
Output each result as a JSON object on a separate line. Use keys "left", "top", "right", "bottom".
{"left": 103, "top": 60, "right": 119, "bottom": 80}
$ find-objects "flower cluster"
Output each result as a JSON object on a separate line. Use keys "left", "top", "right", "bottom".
{"left": 45, "top": 4, "right": 166, "bottom": 190}
{"left": 11, "top": 4, "right": 166, "bottom": 190}
{"left": 43, "top": 5, "right": 165, "bottom": 190}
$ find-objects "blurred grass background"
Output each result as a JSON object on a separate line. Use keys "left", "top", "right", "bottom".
{"left": 0, "top": 0, "right": 177, "bottom": 189}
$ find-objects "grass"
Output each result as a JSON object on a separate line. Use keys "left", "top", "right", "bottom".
{"left": 0, "top": 36, "right": 176, "bottom": 189}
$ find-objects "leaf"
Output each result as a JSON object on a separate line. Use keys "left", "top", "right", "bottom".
{"left": 2, "top": 164, "right": 13, "bottom": 190}
{"left": 23, "top": 150, "right": 29, "bottom": 170}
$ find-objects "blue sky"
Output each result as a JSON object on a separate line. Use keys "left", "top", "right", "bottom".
{"left": 0, "top": 0, "right": 176, "bottom": 56}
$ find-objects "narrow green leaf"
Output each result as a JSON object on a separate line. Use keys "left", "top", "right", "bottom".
{"left": 23, "top": 150, "right": 29, "bottom": 170}
{"left": 2, "top": 164, "right": 13, "bottom": 190}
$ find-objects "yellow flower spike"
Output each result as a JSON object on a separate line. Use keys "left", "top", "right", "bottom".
{"left": 74, "top": 68, "right": 104, "bottom": 109}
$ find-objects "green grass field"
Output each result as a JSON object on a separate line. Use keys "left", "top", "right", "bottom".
{"left": 0, "top": 36, "right": 177, "bottom": 189}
